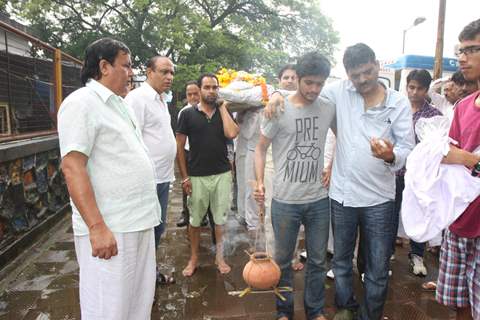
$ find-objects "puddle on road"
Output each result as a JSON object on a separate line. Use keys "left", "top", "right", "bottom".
{"left": 35, "top": 251, "right": 71, "bottom": 264}
{"left": 59, "top": 261, "right": 79, "bottom": 274}
{"left": 40, "top": 289, "right": 59, "bottom": 299}
{"left": 0, "top": 290, "right": 39, "bottom": 319}
{"left": 34, "top": 312, "right": 50, "bottom": 320}
{"left": 165, "top": 303, "right": 176, "bottom": 311}
{"left": 49, "top": 241, "right": 74, "bottom": 251}
{"left": 12, "top": 274, "right": 57, "bottom": 292}
{"left": 183, "top": 285, "right": 208, "bottom": 299}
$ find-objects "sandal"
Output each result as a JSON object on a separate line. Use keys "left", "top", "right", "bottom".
{"left": 157, "top": 272, "right": 175, "bottom": 285}
{"left": 421, "top": 281, "right": 437, "bottom": 291}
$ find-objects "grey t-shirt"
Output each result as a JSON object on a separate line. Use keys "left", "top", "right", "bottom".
{"left": 261, "top": 96, "right": 336, "bottom": 204}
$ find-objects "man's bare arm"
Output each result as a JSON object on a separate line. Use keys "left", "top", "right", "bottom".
{"left": 219, "top": 102, "right": 239, "bottom": 139}
{"left": 176, "top": 133, "right": 192, "bottom": 195}
{"left": 263, "top": 92, "right": 286, "bottom": 119}
{"left": 61, "top": 151, "right": 117, "bottom": 259}
{"left": 442, "top": 144, "right": 480, "bottom": 168}
{"left": 254, "top": 134, "right": 272, "bottom": 205}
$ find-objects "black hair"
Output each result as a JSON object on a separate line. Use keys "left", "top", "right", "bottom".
{"left": 451, "top": 70, "right": 467, "bottom": 85}
{"left": 146, "top": 56, "right": 169, "bottom": 71}
{"left": 459, "top": 19, "right": 480, "bottom": 41}
{"left": 406, "top": 69, "right": 432, "bottom": 89}
{"left": 80, "top": 38, "right": 130, "bottom": 85}
{"left": 185, "top": 80, "right": 199, "bottom": 92}
{"left": 197, "top": 73, "right": 219, "bottom": 88}
{"left": 343, "top": 43, "right": 376, "bottom": 71}
{"left": 295, "top": 52, "right": 331, "bottom": 80}
{"left": 277, "top": 64, "right": 296, "bottom": 80}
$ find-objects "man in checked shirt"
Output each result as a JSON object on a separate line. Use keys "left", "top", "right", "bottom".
{"left": 393, "top": 69, "right": 442, "bottom": 278}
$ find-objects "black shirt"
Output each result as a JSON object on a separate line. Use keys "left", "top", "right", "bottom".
{"left": 177, "top": 105, "right": 231, "bottom": 176}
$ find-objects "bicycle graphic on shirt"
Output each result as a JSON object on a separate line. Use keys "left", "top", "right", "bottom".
{"left": 286, "top": 143, "right": 321, "bottom": 161}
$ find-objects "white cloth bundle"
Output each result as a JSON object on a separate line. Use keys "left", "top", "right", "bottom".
{"left": 401, "top": 115, "right": 480, "bottom": 242}
{"left": 219, "top": 80, "right": 274, "bottom": 111}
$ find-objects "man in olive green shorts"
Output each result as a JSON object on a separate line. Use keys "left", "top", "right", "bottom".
{"left": 176, "top": 73, "right": 239, "bottom": 277}
{"left": 189, "top": 173, "right": 232, "bottom": 227}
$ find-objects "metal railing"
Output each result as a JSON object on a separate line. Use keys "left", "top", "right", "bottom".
{"left": 0, "top": 18, "right": 83, "bottom": 142}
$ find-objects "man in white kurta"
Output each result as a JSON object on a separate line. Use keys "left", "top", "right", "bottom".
{"left": 125, "top": 57, "right": 177, "bottom": 284}
{"left": 58, "top": 38, "right": 161, "bottom": 320}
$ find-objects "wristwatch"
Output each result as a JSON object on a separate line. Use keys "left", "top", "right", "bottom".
{"left": 383, "top": 154, "right": 396, "bottom": 167}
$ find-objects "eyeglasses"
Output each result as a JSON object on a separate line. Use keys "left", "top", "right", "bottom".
{"left": 455, "top": 45, "right": 480, "bottom": 57}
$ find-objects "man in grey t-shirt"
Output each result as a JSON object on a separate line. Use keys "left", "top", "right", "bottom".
{"left": 254, "top": 52, "right": 335, "bottom": 320}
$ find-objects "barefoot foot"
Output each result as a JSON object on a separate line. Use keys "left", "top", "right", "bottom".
{"left": 216, "top": 260, "right": 231, "bottom": 274}
{"left": 182, "top": 260, "right": 197, "bottom": 277}
{"left": 292, "top": 261, "right": 304, "bottom": 271}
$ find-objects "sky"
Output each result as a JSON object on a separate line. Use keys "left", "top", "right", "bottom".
{"left": 319, "top": 0, "right": 480, "bottom": 77}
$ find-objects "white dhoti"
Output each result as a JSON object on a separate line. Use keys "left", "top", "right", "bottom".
{"left": 74, "top": 228, "right": 156, "bottom": 320}
{"left": 245, "top": 148, "right": 260, "bottom": 230}
{"left": 235, "top": 136, "right": 248, "bottom": 220}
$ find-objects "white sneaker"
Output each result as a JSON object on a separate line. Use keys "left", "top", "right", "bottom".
{"left": 410, "top": 254, "right": 427, "bottom": 276}
{"left": 327, "top": 269, "right": 335, "bottom": 279}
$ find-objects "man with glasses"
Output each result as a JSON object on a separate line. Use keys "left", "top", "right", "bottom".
{"left": 125, "top": 56, "right": 177, "bottom": 285}
{"left": 436, "top": 19, "right": 480, "bottom": 320}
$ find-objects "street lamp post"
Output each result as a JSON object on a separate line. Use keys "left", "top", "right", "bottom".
{"left": 402, "top": 17, "right": 426, "bottom": 54}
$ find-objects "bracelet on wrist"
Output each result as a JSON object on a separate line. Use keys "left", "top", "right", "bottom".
{"left": 182, "top": 177, "right": 190, "bottom": 184}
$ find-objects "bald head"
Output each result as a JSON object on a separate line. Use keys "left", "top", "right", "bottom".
{"left": 146, "top": 56, "right": 174, "bottom": 94}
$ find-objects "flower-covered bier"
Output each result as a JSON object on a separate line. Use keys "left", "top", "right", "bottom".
{"left": 216, "top": 68, "right": 272, "bottom": 110}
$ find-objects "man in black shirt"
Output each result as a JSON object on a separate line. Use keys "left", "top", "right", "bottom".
{"left": 176, "top": 73, "right": 239, "bottom": 277}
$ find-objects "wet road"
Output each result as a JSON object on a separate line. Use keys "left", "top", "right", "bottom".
{"left": 0, "top": 177, "right": 455, "bottom": 319}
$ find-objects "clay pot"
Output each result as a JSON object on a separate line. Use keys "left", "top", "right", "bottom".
{"left": 243, "top": 252, "right": 281, "bottom": 290}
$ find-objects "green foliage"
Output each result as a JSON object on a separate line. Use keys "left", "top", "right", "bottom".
{"left": 7, "top": 0, "right": 339, "bottom": 95}
{"left": 0, "top": 0, "right": 7, "bottom": 12}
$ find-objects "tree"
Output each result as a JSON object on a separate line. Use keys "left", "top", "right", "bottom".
{"left": 7, "top": 0, "right": 339, "bottom": 98}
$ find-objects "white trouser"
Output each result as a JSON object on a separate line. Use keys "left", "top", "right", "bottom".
{"left": 74, "top": 228, "right": 156, "bottom": 320}
{"left": 245, "top": 149, "right": 259, "bottom": 230}
{"left": 235, "top": 139, "right": 247, "bottom": 219}
{"left": 264, "top": 146, "right": 275, "bottom": 257}
{"left": 428, "top": 231, "right": 443, "bottom": 247}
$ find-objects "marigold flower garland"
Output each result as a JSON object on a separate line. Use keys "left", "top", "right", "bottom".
{"left": 216, "top": 68, "right": 269, "bottom": 104}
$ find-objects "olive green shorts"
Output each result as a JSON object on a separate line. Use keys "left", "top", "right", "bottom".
{"left": 188, "top": 171, "right": 232, "bottom": 227}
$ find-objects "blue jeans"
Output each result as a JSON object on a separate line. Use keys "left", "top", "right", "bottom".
{"left": 154, "top": 182, "right": 170, "bottom": 247}
{"left": 331, "top": 199, "right": 396, "bottom": 320}
{"left": 271, "top": 197, "right": 330, "bottom": 320}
